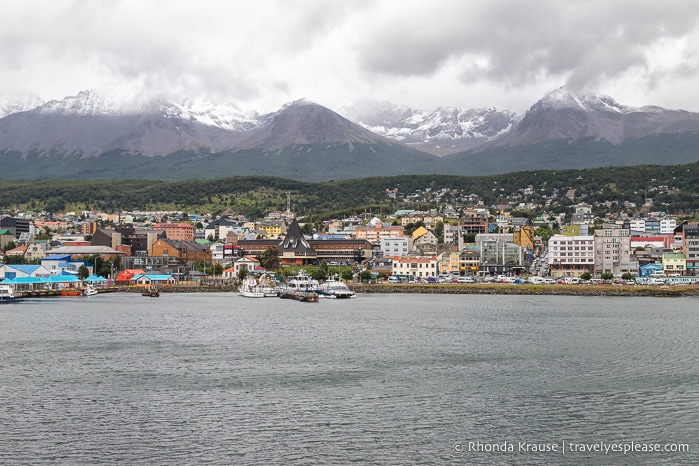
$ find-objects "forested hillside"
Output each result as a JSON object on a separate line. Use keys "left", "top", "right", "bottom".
{"left": 2, "top": 162, "right": 699, "bottom": 220}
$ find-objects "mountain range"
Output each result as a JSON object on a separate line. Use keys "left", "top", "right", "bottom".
{"left": 1, "top": 88, "right": 699, "bottom": 181}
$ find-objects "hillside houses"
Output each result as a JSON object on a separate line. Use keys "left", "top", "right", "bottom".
{"left": 1, "top": 176, "right": 697, "bottom": 284}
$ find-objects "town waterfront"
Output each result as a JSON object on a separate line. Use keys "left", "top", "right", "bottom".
{"left": 1, "top": 293, "right": 697, "bottom": 465}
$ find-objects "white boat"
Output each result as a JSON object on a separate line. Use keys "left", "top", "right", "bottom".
{"left": 284, "top": 270, "right": 321, "bottom": 293}
{"left": 239, "top": 276, "right": 265, "bottom": 298}
{"left": 279, "top": 270, "right": 321, "bottom": 302}
{"left": 318, "top": 279, "right": 356, "bottom": 299}
{"left": 0, "top": 284, "right": 22, "bottom": 303}
{"left": 83, "top": 286, "right": 98, "bottom": 297}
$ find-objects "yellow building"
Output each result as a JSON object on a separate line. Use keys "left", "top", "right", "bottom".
{"left": 662, "top": 253, "right": 686, "bottom": 275}
{"left": 438, "top": 251, "right": 461, "bottom": 274}
{"left": 514, "top": 225, "right": 535, "bottom": 250}
{"left": 257, "top": 221, "right": 286, "bottom": 238}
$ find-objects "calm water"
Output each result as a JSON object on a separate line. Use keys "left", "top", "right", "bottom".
{"left": 1, "top": 293, "right": 697, "bottom": 465}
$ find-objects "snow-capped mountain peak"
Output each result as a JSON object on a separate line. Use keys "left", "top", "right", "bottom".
{"left": 0, "top": 91, "right": 44, "bottom": 118}
{"left": 38, "top": 89, "right": 124, "bottom": 116}
{"left": 538, "top": 87, "right": 627, "bottom": 113}
{"left": 339, "top": 100, "right": 520, "bottom": 155}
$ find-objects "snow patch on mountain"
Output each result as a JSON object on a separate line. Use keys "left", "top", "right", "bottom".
{"left": 0, "top": 91, "right": 44, "bottom": 118}
{"left": 339, "top": 100, "right": 520, "bottom": 155}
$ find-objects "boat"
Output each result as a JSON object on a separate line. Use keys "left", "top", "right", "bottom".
{"left": 318, "top": 278, "right": 356, "bottom": 299}
{"left": 142, "top": 286, "right": 160, "bottom": 297}
{"left": 83, "top": 286, "right": 98, "bottom": 297}
{"left": 59, "top": 288, "right": 84, "bottom": 297}
{"left": 0, "top": 284, "right": 22, "bottom": 303}
{"left": 279, "top": 289, "right": 319, "bottom": 302}
{"left": 239, "top": 276, "right": 265, "bottom": 298}
{"left": 259, "top": 275, "right": 281, "bottom": 297}
{"left": 279, "top": 270, "right": 320, "bottom": 302}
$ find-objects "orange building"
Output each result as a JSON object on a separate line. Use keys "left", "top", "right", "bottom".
{"left": 151, "top": 238, "right": 211, "bottom": 264}
{"left": 355, "top": 220, "right": 404, "bottom": 243}
{"left": 153, "top": 223, "right": 195, "bottom": 241}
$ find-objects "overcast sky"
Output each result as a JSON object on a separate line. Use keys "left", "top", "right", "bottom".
{"left": 2, "top": 0, "right": 699, "bottom": 114}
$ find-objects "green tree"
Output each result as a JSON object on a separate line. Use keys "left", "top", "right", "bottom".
{"left": 534, "top": 224, "right": 554, "bottom": 243}
{"left": 434, "top": 221, "right": 444, "bottom": 238}
{"left": 341, "top": 270, "right": 354, "bottom": 281}
{"left": 238, "top": 268, "right": 249, "bottom": 280}
{"left": 2, "top": 241, "right": 17, "bottom": 253}
{"left": 257, "top": 247, "right": 281, "bottom": 271}
{"left": 360, "top": 270, "right": 373, "bottom": 283}
{"left": 580, "top": 271, "right": 592, "bottom": 280}
{"left": 404, "top": 221, "right": 425, "bottom": 237}
{"left": 213, "top": 263, "right": 223, "bottom": 276}
{"left": 601, "top": 272, "right": 614, "bottom": 280}
{"left": 311, "top": 269, "right": 328, "bottom": 281}
{"left": 621, "top": 272, "right": 634, "bottom": 280}
{"left": 3, "top": 254, "right": 26, "bottom": 264}
{"left": 78, "top": 265, "right": 90, "bottom": 280}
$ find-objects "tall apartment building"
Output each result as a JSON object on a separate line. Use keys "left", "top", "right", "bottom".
{"left": 458, "top": 209, "right": 488, "bottom": 235}
{"left": 682, "top": 223, "right": 699, "bottom": 275}
{"left": 594, "top": 223, "right": 635, "bottom": 276}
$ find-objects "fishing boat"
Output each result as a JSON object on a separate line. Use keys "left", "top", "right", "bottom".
{"left": 142, "top": 286, "right": 160, "bottom": 297}
{"left": 83, "top": 286, "right": 98, "bottom": 296}
{"left": 0, "top": 284, "right": 22, "bottom": 303}
{"left": 60, "top": 288, "right": 84, "bottom": 297}
{"left": 239, "top": 276, "right": 265, "bottom": 298}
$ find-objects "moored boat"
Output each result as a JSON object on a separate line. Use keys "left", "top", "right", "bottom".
{"left": 142, "top": 287, "right": 160, "bottom": 297}
{"left": 279, "top": 270, "right": 321, "bottom": 302}
{"left": 279, "top": 289, "right": 319, "bottom": 302}
{"left": 239, "top": 276, "right": 265, "bottom": 298}
{"left": 0, "top": 284, "right": 22, "bottom": 303}
{"left": 318, "top": 279, "right": 356, "bottom": 299}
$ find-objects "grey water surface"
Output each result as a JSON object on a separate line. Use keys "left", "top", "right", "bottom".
{"left": 1, "top": 293, "right": 697, "bottom": 465}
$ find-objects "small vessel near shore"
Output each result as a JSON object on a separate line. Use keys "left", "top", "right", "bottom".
{"left": 279, "top": 289, "right": 319, "bottom": 302}
{"left": 239, "top": 275, "right": 279, "bottom": 298}
{"left": 239, "top": 276, "right": 265, "bottom": 298}
{"left": 142, "top": 286, "right": 160, "bottom": 297}
{"left": 0, "top": 284, "right": 22, "bottom": 303}
{"left": 279, "top": 270, "right": 320, "bottom": 302}
{"left": 318, "top": 278, "right": 356, "bottom": 299}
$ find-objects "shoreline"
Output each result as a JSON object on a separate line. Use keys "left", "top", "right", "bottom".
{"left": 347, "top": 283, "right": 699, "bottom": 297}
{"left": 101, "top": 283, "right": 699, "bottom": 297}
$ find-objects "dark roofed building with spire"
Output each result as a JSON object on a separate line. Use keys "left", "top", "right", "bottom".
{"left": 279, "top": 218, "right": 316, "bottom": 265}
{"left": 237, "top": 218, "right": 373, "bottom": 267}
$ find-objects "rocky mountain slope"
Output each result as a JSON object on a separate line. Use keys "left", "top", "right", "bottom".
{"left": 1, "top": 87, "right": 699, "bottom": 181}
{"left": 340, "top": 100, "right": 520, "bottom": 155}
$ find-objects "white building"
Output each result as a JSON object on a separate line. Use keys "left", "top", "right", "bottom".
{"left": 392, "top": 255, "right": 438, "bottom": 279}
{"left": 547, "top": 235, "right": 596, "bottom": 278}
{"left": 629, "top": 218, "right": 646, "bottom": 232}
{"left": 660, "top": 217, "right": 677, "bottom": 234}
{"left": 233, "top": 256, "right": 262, "bottom": 276}
{"left": 443, "top": 224, "right": 464, "bottom": 250}
{"left": 380, "top": 237, "right": 409, "bottom": 257}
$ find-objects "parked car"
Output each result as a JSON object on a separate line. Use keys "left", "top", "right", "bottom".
{"left": 456, "top": 276, "right": 474, "bottom": 283}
